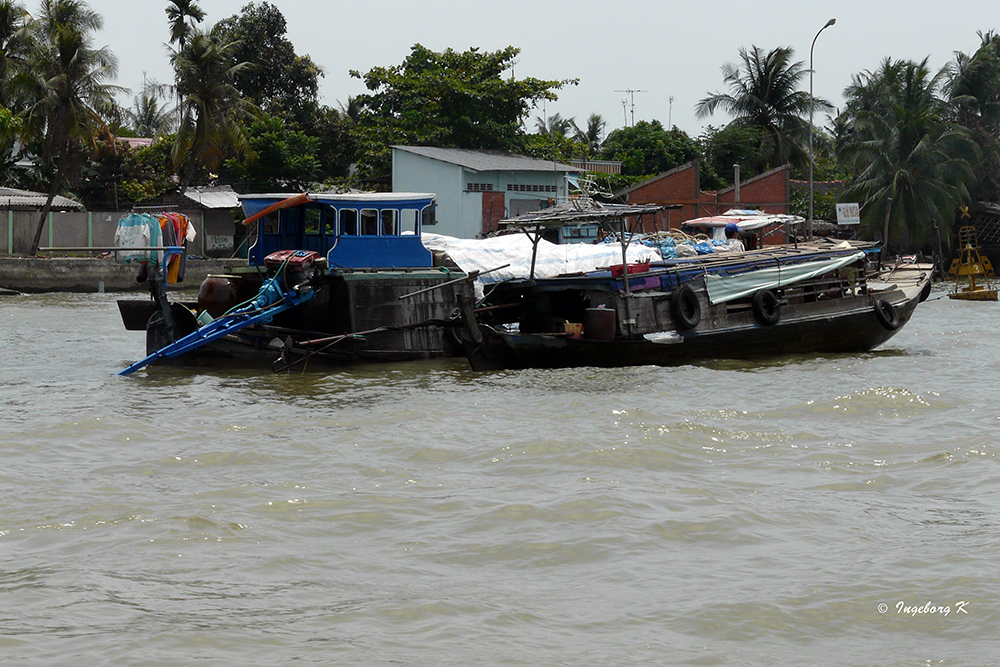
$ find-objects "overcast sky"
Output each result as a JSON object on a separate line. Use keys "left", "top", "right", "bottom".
{"left": 80, "top": 0, "right": 996, "bottom": 139}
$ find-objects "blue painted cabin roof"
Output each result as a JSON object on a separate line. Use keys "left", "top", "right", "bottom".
{"left": 241, "top": 192, "right": 437, "bottom": 269}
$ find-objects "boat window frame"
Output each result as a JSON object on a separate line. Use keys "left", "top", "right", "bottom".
{"left": 380, "top": 208, "right": 397, "bottom": 236}
{"left": 360, "top": 208, "right": 379, "bottom": 236}
{"left": 399, "top": 208, "right": 419, "bottom": 235}
{"left": 304, "top": 205, "right": 322, "bottom": 236}
{"left": 340, "top": 208, "right": 359, "bottom": 236}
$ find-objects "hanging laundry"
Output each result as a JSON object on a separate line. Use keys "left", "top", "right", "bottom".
{"left": 114, "top": 213, "right": 163, "bottom": 265}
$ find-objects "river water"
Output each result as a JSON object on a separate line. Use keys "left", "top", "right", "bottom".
{"left": 2, "top": 285, "right": 998, "bottom": 666}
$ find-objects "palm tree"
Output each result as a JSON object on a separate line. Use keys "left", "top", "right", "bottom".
{"left": 944, "top": 32, "right": 1000, "bottom": 200}
{"left": 170, "top": 29, "right": 253, "bottom": 188}
{"left": 573, "top": 113, "right": 605, "bottom": 155}
{"left": 840, "top": 58, "right": 979, "bottom": 249}
{"left": 0, "top": 0, "right": 29, "bottom": 108}
{"left": 696, "top": 45, "right": 825, "bottom": 171}
{"left": 165, "top": 0, "right": 204, "bottom": 49}
{"left": 19, "top": 0, "right": 122, "bottom": 256}
{"left": 534, "top": 112, "right": 574, "bottom": 136}
{"left": 126, "top": 76, "right": 174, "bottom": 136}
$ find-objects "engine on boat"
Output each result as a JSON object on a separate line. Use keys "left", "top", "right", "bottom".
{"left": 197, "top": 250, "right": 324, "bottom": 317}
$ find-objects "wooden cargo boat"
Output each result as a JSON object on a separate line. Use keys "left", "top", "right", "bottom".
{"left": 449, "top": 203, "right": 932, "bottom": 371}
{"left": 117, "top": 192, "right": 471, "bottom": 374}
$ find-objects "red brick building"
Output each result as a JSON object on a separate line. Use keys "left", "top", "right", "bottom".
{"left": 616, "top": 160, "right": 793, "bottom": 225}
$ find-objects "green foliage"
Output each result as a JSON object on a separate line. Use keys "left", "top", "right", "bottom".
{"left": 0, "top": 104, "right": 19, "bottom": 175}
{"left": 165, "top": 0, "right": 204, "bottom": 47}
{"left": 349, "top": 44, "right": 575, "bottom": 177}
{"left": 945, "top": 31, "right": 1000, "bottom": 201}
{"left": 17, "top": 0, "right": 123, "bottom": 253}
{"left": 222, "top": 112, "right": 319, "bottom": 191}
{"left": 573, "top": 113, "right": 606, "bottom": 156}
{"left": 124, "top": 78, "right": 174, "bottom": 137}
{"left": 697, "top": 45, "right": 826, "bottom": 172}
{"left": 212, "top": 2, "right": 321, "bottom": 128}
{"left": 518, "top": 131, "right": 585, "bottom": 164}
{"left": 171, "top": 29, "right": 255, "bottom": 187}
{"left": 74, "top": 135, "right": 175, "bottom": 207}
{"left": 598, "top": 120, "right": 700, "bottom": 177}
{"left": 789, "top": 186, "right": 838, "bottom": 220}
{"left": 698, "top": 123, "right": 766, "bottom": 182}
{"left": 582, "top": 170, "right": 650, "bottom": 197}
{"left": 299, "top": 104, "right": 356, "bottom": 181}
{"left": 840, "top": 58, "right": 979, "bottom": 250}
{"left": 534, "top": 112, "right": 574, "bottom": 136}
{"left": 0, "top": 0, "right": 30, "bottom": 109}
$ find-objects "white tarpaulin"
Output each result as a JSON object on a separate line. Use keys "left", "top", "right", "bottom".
{"left": 704, "top": 251, "right": 865, "bottom": 304}
{"left": 422, "top": 233, "right": 659, "bottom": 285}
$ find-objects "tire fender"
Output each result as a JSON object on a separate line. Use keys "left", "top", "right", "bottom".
{"left": 751, "top": 289, "right": 780, "bottom": 326}
{"left": 874, "top": 298, "right": 900, "bottom": 330}
{"left": 670, "top": 284, "right": 701, "bottom": 330}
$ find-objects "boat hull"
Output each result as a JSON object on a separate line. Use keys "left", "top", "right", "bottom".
{"left": 456, "top": 262, "right": 931, "bottom": 371}
{"left": 118, "top": 267, "right": 471, "bottom": 370}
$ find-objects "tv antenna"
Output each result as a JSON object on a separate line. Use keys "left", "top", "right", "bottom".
{"left": 614, "top": 89, "right": 646, "bottom": 126}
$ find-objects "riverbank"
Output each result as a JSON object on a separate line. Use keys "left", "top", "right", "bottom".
{"left": 0, "top": 255, "right": 246, "bottom": 293}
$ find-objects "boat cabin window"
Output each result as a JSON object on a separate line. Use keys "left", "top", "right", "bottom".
{"left": 324, "top": 205, "right": 337, "bottom": 234}
{"left": 421, "top": 204, "right": 435, "bottom": 227}
{"left": 304, "top": 207, "right": 321, "bottom": 235}
{"left": 400, "top": 209, "right": 418, "bottom": 235}
{"left": 360, "top": 209, "right": 379, "bottom": 236}
{"left": 261, "top": 213, "right": 279, "bottom": 234}
{"left": 340, "top": 209, "right": 358, "bottom": 235}
{"left": 381, "top": 209, "right": 397, "bottom": 235}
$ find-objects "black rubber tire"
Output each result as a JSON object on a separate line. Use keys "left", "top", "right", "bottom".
{"left": 874, "top": 298, "right": 900, "bottom": 330}
{"left": 671, "top": 284, "right": 701, "bottom": 330}
{"left": 751, "top": 289, "right": 781, "bottom": 326}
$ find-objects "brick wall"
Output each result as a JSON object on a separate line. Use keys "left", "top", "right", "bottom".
{"left": 622, "top": 162, "right": 793, "bottom": 239}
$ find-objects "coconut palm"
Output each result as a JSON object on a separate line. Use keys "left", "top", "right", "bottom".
{"left": 573, "top": 113, "right": 605, "bottom": 155}
{"left": 170, "top": 29, "right": 253, "bottom": 188}
{"left": 165, "top": 0, "right": 204, "bottom": 49}
{"left": 840, "top": 58, "right": 979, "bottom": 249}
{"left": 0, "top": 0, "right": 30, "bottom": 107}
{"left": 943, "top": 32, "right": 1000, "bottom": 200}
{"left": 534, "top": 112, "right": 574, "bottom": 136}
{"left": 19, "top": 0, "right": 122, "bottom": 255}
{"left": 696, "top": 45, "right": 826, "bottom": 171}
{"left": 126, "top": 77, "right": 174, "bottom": 136}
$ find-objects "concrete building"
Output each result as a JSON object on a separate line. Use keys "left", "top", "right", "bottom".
{"left": 391, "top": 146, "right": 580, "bottom": 238}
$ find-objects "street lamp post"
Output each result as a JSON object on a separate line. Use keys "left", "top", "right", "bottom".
{"left": 808, "top": 17, "right": 836, "bottom": 241}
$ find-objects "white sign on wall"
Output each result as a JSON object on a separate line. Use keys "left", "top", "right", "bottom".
{"left": 206, "top": 234, "right": 234, "bottom": 251}
{"left": 836, "top": 203, "right": 861, "bottom": 225}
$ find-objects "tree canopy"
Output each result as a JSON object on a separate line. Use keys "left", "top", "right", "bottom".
{"left": 697, "top": 45, "right": 826, "bottom": 173}
{"left": 840, "top": 57, "right": 979, "bottom": 248}
{"left": 599, "top": 120, "right": 701, "bottom": 178}
{"left": 349, "top": 44, "right": 575, "bottom": 176}
{"left": 212, "top": 1, "right": 321, "bottom": 128}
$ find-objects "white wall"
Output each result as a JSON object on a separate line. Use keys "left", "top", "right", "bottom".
{"left": 392, "top": 150, "right": 476, "bottom": 238}
{"left": 392, "top": 148, "right": 575, "bottom": 239}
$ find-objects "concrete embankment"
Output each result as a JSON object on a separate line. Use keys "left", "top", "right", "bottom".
{"left": 0, "top": 256, "right": 247, "bottom": 293}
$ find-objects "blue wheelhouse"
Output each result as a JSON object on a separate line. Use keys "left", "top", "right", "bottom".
{"left": 241, "top": 192, "right": 437, "bottom": 269}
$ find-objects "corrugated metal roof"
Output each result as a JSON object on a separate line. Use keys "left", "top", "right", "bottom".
{"left": 393, "top": 146, "right": 581, "bottom": 173}
{"left": 0, "top": 187, "right": 84, "bottom": 210}
{"left": 501, "top": 198, "right": 668, "bottom": 227}
{"left": 183, "top": 185, "right": 241, "bottom": 209}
